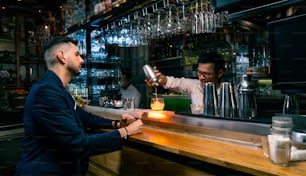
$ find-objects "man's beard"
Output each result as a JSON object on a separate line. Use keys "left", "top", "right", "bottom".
{"left": 68, "top": 65, "right": 81, "bottom": 77}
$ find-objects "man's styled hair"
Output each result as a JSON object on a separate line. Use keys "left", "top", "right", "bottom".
{"left": 44, "top": 36, "right": 77, "bottom": 51}
{"left": 198, "top": 52, "right": 225, "bottom": 73}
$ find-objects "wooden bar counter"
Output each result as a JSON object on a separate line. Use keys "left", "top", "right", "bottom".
{"left": 84, "top": 106, "right": 306, "bottom": 176}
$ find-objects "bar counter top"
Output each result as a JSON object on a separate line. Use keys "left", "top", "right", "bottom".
{"left": 84, "top": 105, "right": 306, "bottom": 176}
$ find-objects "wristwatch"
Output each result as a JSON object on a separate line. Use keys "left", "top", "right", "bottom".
{"left": 113, "top": 120, "right": 120, "bottom": 129}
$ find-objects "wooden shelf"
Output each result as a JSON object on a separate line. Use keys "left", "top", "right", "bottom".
{"left": 149, "top": 56, "right": 183, "bottom": 64}
{"left": 20, "top": 60, "right": 45, "bottom": 64}
{"left": 0, "top": 38, "right": 15, "bottom": 43}
{"left": 0, "top": 59, "right": 45, "bottom": 64}
{"left": 0, "top": 58, "right": 15, "bottom": 64}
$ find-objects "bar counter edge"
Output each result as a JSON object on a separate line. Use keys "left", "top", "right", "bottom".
{"left": 84, "top": 105, "right": 306, "bottom": 176}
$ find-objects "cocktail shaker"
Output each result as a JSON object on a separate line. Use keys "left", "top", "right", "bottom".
{"left": 203, "top": 82, "right": 218, "bottom": 117}
{"left": 143, "top": 64, "right": 159, "bottom": 86}
{"left": 219, "top": 82, "right": 237, "bottom": 118}
{"left": 236, "top": 74, "right": 257, "bottom": 119}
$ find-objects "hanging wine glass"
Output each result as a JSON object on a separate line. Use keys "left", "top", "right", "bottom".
{"left": 175, "top": 0, "right": 188, "bottom": 34}
{"left": 127, "top": 22, "right": 135, "bottom": 47}
{"left": 165, "top": 3, "right": 176, "bottom": 36}
{"left": 192, "top": 2, "right": 199, "bottom": 34}
{"left": 175, "top": 7, "right": 183, "bottom": 34}
{"left": 116, "top": 20, "right": 124, "bottom": 47}
{"left": 143, "top": 12, "right": 154, "bottom": 44}
{"left": 139, "top": 6, "right": 153, "bottom": 45}
{"left": 105, "top": 24, "right": 112, "bottom": 45}
{"left": 130, "top": 13, "right": 139, "bottom": 47}
{"left": 153, "top": 4, "right": 165, "bottom": 39}
{"left": 183, "top": 1, "right": 194, "bottom": 34}
{"left": 204, "top": 0, "right": 216, "bottom": 33}
{"left": 122, "top": 15, "right": 133, "bottom": 47}
{"left": 136, "top": 17, "right": 145, "bottom": 46}
{"left": 199, "top": 0, "right": 205, "bottom": 33}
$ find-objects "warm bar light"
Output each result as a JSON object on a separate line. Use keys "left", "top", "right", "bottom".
{"left": 147, "top": 111, "right": 167, "bottom": 119}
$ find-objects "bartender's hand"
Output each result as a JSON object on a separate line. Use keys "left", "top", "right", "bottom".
{"left": 144, "top": 79, "right": 155, "bottom": 87}
{"left": 153, "top": 66, "right": 167, "bottom": 86}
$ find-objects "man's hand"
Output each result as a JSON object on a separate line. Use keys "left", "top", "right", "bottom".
{"left": 125, "top": 119, "right": 143, "bottom": 135}
{"left": 120, "top": 113, "right": 139, "bottom": 127}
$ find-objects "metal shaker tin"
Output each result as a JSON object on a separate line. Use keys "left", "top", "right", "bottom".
{"left": 143, "top": 64, "right": 159, "bottom": 86}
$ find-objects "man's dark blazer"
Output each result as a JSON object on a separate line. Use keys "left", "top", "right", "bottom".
{"left": 15, "top": 70, "right": 123, "bottom": 175}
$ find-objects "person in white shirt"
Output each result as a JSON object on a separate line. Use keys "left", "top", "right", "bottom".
{"left": 120, "top": 69, "right": 142, "bottom": 108}
{"left": 152, "top": 52, "right": 225, "bottom": 106}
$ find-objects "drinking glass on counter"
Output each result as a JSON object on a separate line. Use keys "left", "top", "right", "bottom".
{"left": 268, "top": 134, "right": 291, "bottom": 166}
{"left": 268, "top": 116, "right": 293, "bottom": 166}
{"left": 190, "top": 104, "right": 204, "bottom": 114}
{"left": 271, "top": 116, "right": 293, "bottom": 137}
{"left": 150, "top": 97, "right": 165, "bottom": 111}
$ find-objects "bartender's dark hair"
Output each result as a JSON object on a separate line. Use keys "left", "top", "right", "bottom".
{"left": 121, "top": 68, "right": 132, "bottom": 80}
{"left": 44, "top": 36, "right": 77, "bottom": 51}
{"left": 198, "top": 52, "right": 225, "bottom": 73}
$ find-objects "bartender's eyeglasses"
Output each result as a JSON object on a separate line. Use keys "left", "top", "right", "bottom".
{"left": 196, "top": 69, "right": 214, "bottom": 77}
